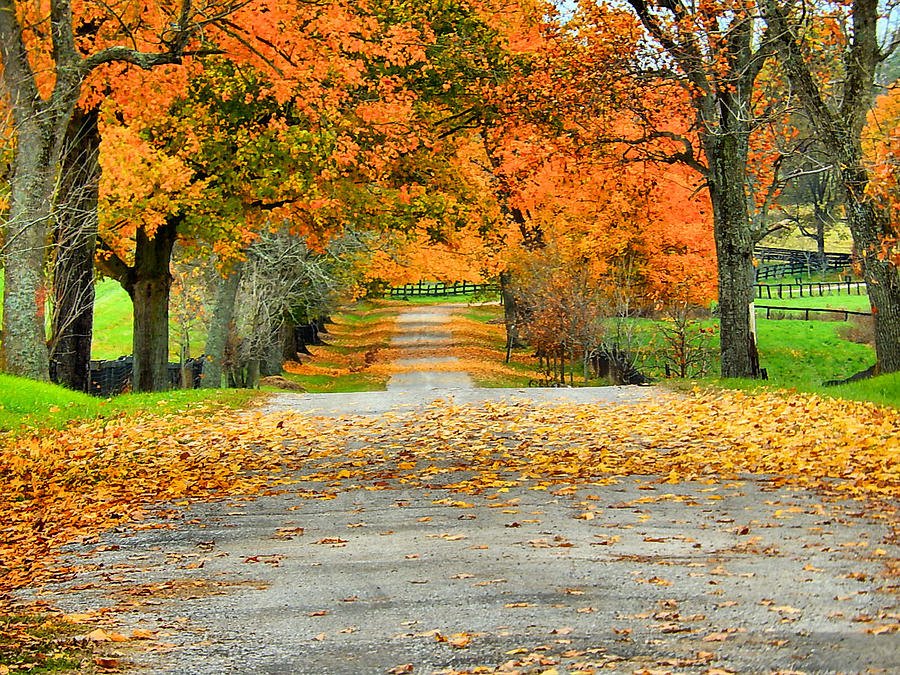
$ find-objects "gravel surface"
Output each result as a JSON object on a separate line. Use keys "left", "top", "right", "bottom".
{"left": 25, "top": 306, "right": 900, "bottom": 674}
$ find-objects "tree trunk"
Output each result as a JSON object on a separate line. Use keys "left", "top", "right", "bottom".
{"left": 707, "top": 133, "right": 759, "bottom": 379}
{"left": 123, "top": 220, "right": 178, "bottom": 392}
{"left": 246, "top": 358, "right": 260, "bottom": 389}
{"left": 281, "top": 322, "right": 299, "bottom": 363}
{"left": 49, "top": 108, "right": 100, "bottom": 392}
{"left": 584, "top": 349, "right": 590, "bottom": 386}
{"left": 812, "top": 201, "right": 827, "bottom": 275}
{"left": 500, "top": 271, "right": 522, "bottom": 352}
{"left": 180, "top": 334, "right": 191, "bottom": 389}
{"left": 202, "top": 261, "right": 243, "bottom": 388}
{"left": 845, "top": 185, "right": 900, "bottom": 373}
{"left": 261, "top": 322, "right": 284, "bottom": 376}
{"left": 1, "top": 121, "right": 56, "bottom": 381}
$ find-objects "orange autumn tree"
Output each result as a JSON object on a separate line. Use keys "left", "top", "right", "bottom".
{"left": 0, "top": 0, "right": 255, "bottom": 382}
{"left": 865, "top": 84, "right": 900, "bottom": 258}
{"left": 574, "top": 0, "right": 781, "bottom": 378}
{"left": 458, "top": 4, "right": 715, "bottom": 350}
{"left": 506, "top": 142, "right": 715, "bottom": 372}
{"left": 364, "top": 135, "right": 512, "bottom": 287}
{"left": 97, "top": 0, "right": 514, "bottom": 389}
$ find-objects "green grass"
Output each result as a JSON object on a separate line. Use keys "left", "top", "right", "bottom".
{"left": 463, "top": 305, "right": 503, "bottom": 323}
{"left": 390, "top": 292, "right": 500, "bottom": 305}
{"left": 0, "top": 374, "right": 259, "bottom": 433}
{"left": 92, "top": 279, "right": 207, "bottom": 360}
{"left": 278, "top": 371, "right": 387, "bottom": 393}
{"left": 0, "top": 613, "right": 91, "bottom": 674}
{"left": 754, "top": 319, "right": 873, "bottom": 383}
{"left": 91, "top": 279, "right": 134, "bottom": 358}
{"left": 754, "top": 293, "right": 871, "bottom": 312}
{"left": 700, "top": 372, "right": 900, "bottom": 408}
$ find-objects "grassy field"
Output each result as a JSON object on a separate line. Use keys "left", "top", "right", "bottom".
{"left": 456, "top": 299, "right": 888, "bottom": 403}
{"left": 92, "top": 279, "right": 135, "bottom": 358}
{"left": 0, "top": 373, "right": 259, "bottom": 433}
{"left": 754, "top": 292, "right": 871, "bottom": 312}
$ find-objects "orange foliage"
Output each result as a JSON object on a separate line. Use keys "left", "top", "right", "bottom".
{"left": 866, "top": 85, "right": 900, "bottom": 257}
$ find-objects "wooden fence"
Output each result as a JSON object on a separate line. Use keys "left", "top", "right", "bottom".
{"left": 755, "top": 280, "right": 866, "bottom": 299}
{"left": 89, "top": 356, "right": 205, "bottom": 397}
{"left": 754, "top": 246, "right": 852, "bottom": 266}
{"left": 756, "top": 305, "right": 870, "bottom": 321}
{"left": 753, "top": 247, "right": 852, "bottom": 282}
{"left": 388, "top": 281, "right": 499, "bottom": 297}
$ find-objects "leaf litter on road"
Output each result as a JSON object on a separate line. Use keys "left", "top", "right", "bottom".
{"left": 3, "top": 387, "right": 900, "bottom": 672}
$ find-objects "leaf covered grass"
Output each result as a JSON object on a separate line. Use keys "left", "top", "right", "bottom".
{"left": 0, "top": 611, "right": 93, "bottom": 674}
{"left": 0, "top": 408, "right": 315, "bottom": 593}
{"left": 5, "top": 384, "right": 900, "bottom": 601}
{"left": 0, "top": 374, "right": 259, "bottom": 434}
{"left": 279, "top": 301, "right": 395, "bottom": 392}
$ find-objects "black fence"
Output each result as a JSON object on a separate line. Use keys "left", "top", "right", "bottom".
{"left": 753, "top": 247, "right": 852, "bottom": 282}
{"left": 754, "top": 246, "right": 852, "bottom": 266}
{"left": 755, "top": 280, "right": 867, "bottom": 299}
{"left": 756, "top": 305, "right": 871, "bottom": 321}
{"left": 388, "top": 281, "right": 499, "bottom": 297}
{"left": 89, "top": 355, "right": 206, "bottom": 397}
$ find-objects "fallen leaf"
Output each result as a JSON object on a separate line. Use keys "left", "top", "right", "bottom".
{"left": 702, "top": 632, "right": 729, "bottom": 642}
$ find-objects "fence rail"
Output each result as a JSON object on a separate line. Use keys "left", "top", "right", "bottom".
{"left": 89, "top": 356, "right": 205, "bottom": 397}
{"left": 753, "top": 246, "right": 852, "bottom": 282}
{"left": 756, "top": 305, "right": 871, "bottom": 321}
{"left": 755, "top": 280, "right": 866, "bottom": 299}
{"left": 754, "top": 246, "right": 852, "bottom": 266}
{"left": 388, "top": 281, "right": 499, "bottom": 297}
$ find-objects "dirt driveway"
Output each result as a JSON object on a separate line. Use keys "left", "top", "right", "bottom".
{"left": 24, "top": 306, "right": 900, "bottom": 674}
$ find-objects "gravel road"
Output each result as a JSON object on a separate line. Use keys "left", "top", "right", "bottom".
{"left": 26, "top": 305, "right": 900, "bottom": 674}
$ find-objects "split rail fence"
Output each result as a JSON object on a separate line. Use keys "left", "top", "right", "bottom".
{"left": 753, "top": 246, "right": 852, "bottom": 282}
{"left": 755, "top": 280, "right": 867, "bottom": 299}
{"left": 388, "top": 281, "right": 499, "bottom": 297}
{"left": 755, "top": 305, "right": 871, "bottom": 321}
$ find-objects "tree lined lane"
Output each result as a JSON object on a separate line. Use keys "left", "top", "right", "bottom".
{"left": 386, "top": 307, "right": 474, "bottom": 392}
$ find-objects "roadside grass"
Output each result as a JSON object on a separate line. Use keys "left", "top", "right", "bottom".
{"left": 458, "top": 302, "right": 891, "bottom": 403}
{"left": 388, "top": 291, "right": 500, "bottom": 306}
{"left": 0, "top": 612, "right": 92, "bottom": 674}
{"left": 273, "top": 372, "right": 386, "bottom": 393}
{"left": 700, "top": 372, "right": 900, "bottom": 409}
{"left": 0, "top": 374, "right": 259, "bottom": 434}
{"left": 279, "top": 301, "right": 395, "bottom": 392}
